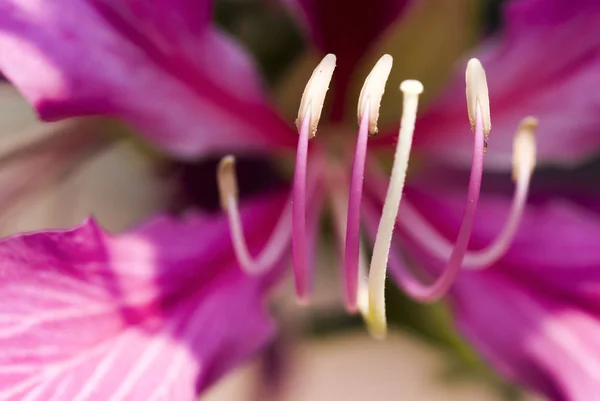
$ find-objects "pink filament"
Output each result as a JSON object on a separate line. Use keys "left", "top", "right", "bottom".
{"left": 292, "top": 111, "right": 312, "bottom": 301}
{"left": 389, "top": 105, "right": 486, "bottom": 302}
{"left": 225, "top": 195, "right": 293, "bottom": 275}
{"left": 343, "top": 108, "right": 370, "bottom": 312}
{"left": 397, "top": 166, "right": 530, "bottom": 269}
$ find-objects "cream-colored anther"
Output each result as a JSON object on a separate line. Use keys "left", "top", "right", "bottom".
{"left": 296, "top": 54, "right": 336, "bottom": 137}
{"left": 465, "top": 58, "right": 491, "bottom": 136}
{"left": 512, "top": 116, "right": 537, "bottom": 181}
{"left": 357, "top": 54, "right": 393, "bottom": 134}
{"left": 217, "top": 155, "right": 238, "bottom": 212}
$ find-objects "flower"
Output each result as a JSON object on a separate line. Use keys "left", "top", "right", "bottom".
{"left": 0, "top": 190, "right": 287, "bottom": 399}
{"left": 2, "top": 0, "right": 600, "bottom": 399}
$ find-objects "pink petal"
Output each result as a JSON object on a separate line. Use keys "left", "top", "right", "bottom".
{"left": 454, "top": 272, "right": 600, "bottom": 400}
{"left": 0, "top": 191, "right": 289, "bottom": 400}
{"left": 0, "top": 1, "right": 295, "bottom": 158}
{"left": 403, "top": 174, "right": 600, "bottom": 309}
{"left": 280, "top": 0, "right": 410, "bottom": 120}
{"left": 390, "top": 0, "right": 600, "bottom": 169}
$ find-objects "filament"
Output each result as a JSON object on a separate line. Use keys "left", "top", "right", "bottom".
{"left": 396, "top": 117, "right": 537, "bottom": 269}
{"left": 217, "top": 156, "right": 293, "bottom": 275}
{"left": 344, "top": 103, "right": 370, "bottom": 311}
{"left": 387, "top": 104, "right": 485, "bottom": 303}
{"left": 292, "top": 109, "right": 311, "bottom": 301}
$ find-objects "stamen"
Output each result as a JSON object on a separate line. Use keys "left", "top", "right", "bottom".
{"left": 344, "top": 55, "right": 393, "bottom": 312}
{"left": 293, "top": 54, "right": 337, "bottom": 301}
{"left": 217, "top": 156, "right": 293, "bottom": 275}
{"left": 395, "top": 116, "right": 537, "bottom": 269}
{"left": 296, "top": 54, "right": 336, "bottom": 137}
{"left": 367, "top": 80, "right": 424, "bottom": 339}
{"left": 386, "top": 103, "right": 485, "bottom": 304}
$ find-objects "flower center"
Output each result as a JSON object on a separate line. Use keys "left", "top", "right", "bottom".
{"left": 215, "top": 54, "right": 538, "bottom": 339}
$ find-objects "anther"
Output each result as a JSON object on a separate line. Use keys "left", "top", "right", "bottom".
{"left": 466, "top": 58, "right": 491, "bottom": 137}
{"left": 296, "top": 54, "right": 336, "bottom": 137}
{"left": 357, "top": 54, "right": 393, "bottom": 134}
{"left": 512, "top": 116, "right": 537, "bottom": 182}
{"left": 217, "top": 156, "right": 238, "bottom": 211}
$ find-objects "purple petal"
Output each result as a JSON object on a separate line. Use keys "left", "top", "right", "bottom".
{"left": 401, "top": 172, "right": 600, "bottom": 310}
{"left": 454, "top": 272, "right": 600, "bottom": 400}
{"left": 407, "top": 0, "right": 600, "bottom": 169}
{"left": 0, "top": 191, "right": 289, "bottom": 399}
{"left": 281, "top": 0, "right": 410, "bottom": 120}
{"left": 0, "top": 1, "right": 295, "bottom": 158}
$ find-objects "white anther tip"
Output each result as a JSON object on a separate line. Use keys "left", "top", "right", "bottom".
{"left": 512, "top": 116, "right": 537, "bottom": 181}
{"left": 296, "top": 53, "right": 337, "bottom": 137}
{"left": 217, "top": 155, "right": 238, "bottom": 211}
{"left": 465, "top": 58, "right": 491, "bottom": 136}
{"left": 400, "top": 79, "right": 424, "bottom": 95}
{"left": 358, "top": 54, "right": 394, "bottom": 134}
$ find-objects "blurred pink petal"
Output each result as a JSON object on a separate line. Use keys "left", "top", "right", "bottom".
{"left": 383, "top": 173, "right": 600, "bottom": 400}
{"left": 386, "top": 0, "right": 600, "bottom": 169}
{"left": 0, "top": 0, "right": 295, "bottom": 158}
{"left": 404, "top": 177, "right": 600, "bottom": 309}
{"left": 0, "top": 191, "right": 288, "bottom": 400}
{"left": 455, "top": 272, "right": 600, "bottom": 400}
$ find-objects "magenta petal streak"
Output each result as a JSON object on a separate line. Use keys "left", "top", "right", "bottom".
{"left": 0, "top": 192, "right": 287, "bottom": 400}
{"left": 0, "top": 0, "right": 295, "bottom": 158}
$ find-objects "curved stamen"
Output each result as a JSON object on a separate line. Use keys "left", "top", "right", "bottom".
{"left": 390, "top": 104, "right": 485, "bottom": 300}
{"left": 397, "top": 117, "right": 537, "bottom": 269}
{"left": 367, "top": 80, "right": 424, "bottom": 339}
{"left": 292, "top": 54, "right": 337, "bottom": 301}
{"left": 344, "top": 54, "right": 393, "bottom": 312}
{"left": 217, "top": 156, "right": 294, "bottom": 275}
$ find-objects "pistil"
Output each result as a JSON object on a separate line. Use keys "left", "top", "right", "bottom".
{"left": 366, "top": 79, "right": 424, "bottom": 338}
